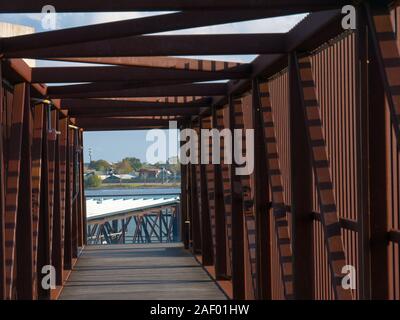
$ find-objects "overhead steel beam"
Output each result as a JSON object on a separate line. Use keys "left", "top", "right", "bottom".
{"left": 1, "top": 10, "right": 309, "bottom": 53}
{"left": 76, "top": 118, "right": 176, "bottom": 131}
{"left": 0, "top": 1, "right": 347, "bottom": 13}
{"left": 49, "top": 56, "right": 240, "bottom": 70}
{"left": 5, "top": 34, "right": 287, "bottom": 59}
{"left": 47, "top": 83, "right": 228, "bottom": 99}
{"left": 211, "top": 9, "right": 342, "bottom": 107}
{"left": 30, "top": 65, "right": 250, "bottom": 83}
{"left": 59, "top": 98, "right": 210, "bottom": 109}
{"left": 69, "top": 107, "right": 203, "bottom": 118}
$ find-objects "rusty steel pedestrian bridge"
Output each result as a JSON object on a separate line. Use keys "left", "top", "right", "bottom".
{"left": 0, "top": 0, "right": 400, "bottom": 300}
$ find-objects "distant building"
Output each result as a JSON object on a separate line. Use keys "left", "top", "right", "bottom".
{"left": 139, "top": 168, "right": 161, "bottom": 179}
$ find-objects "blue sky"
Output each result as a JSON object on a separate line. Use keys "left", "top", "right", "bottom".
{"left": 0, "top": 11, "right": 306, "bottom": 163}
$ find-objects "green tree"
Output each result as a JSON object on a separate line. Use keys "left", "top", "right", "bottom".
{"left": 122, "top": 157, "right": 143, "bottom": 171}
{"left": 114, "top": 159, "right": 133, "bottom": 174}
{"left": 88, "top": 159, "right": 111, "bottom": 172}
{"left": 85, "top": 174, "right": 102, "bottom": 188}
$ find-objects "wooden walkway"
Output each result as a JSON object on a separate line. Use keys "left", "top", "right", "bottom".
{"left": 59, "top": 243, "right": 227, "bottom": 300}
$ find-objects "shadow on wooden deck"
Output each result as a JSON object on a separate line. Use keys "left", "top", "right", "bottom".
{"left": 59, "top": 243, "right": 227, "bottom": 300}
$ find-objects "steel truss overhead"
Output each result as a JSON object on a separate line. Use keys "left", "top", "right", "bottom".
{"left": 0, "top": 0, "right": 399, "bottom": 300}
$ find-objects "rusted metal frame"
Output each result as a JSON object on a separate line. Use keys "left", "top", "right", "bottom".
{"left": 2, "top": 10, "right": 314, "bottom": 53}
{"left": 215, "top": 113, "right": 228, "bottom": 279}
{"left": 64, "top": 125, "right": 73, "bottom": 269}
{"left": 49, "top": 83, "right": 227, "bottom": 99}
{"left": 47, "top": 110, "right": 58, "bottom": 266}
{"left": 217, "top": 107, "right": 233, "bottom": 277}
{"left": 367, "top": 24, "right": 390, "bottom": 299}
{"left": 58, "top": 118, "right": 68, "bottom": 256}
{"left": 295, "top": 55, "right": 352, "bottom": 300}
{"left": 236, "top": 97, "right": 257, "bottom": 299}
{"left": 78, "top": 130, "right": 85, "bottom": 247}
{"left": 203, "top": 116, "right": 217, "bottom": 265}
{"left": 355, "top": 5, "right": 372, "bottom": 300}
{"left": 37, "top": 106, "right": 50, "bottom": 299}
{"left": 288, "top": 53, "right": 314, "bottom": 300}
{"left": 211, "top": 106, "right": 228, "bottom": 279}
{"left": 258, "top": 82, "right": 294, "bottom": 300}
{"left": 30, "top": 65, "right": 250, "bottom": 83}
{"left": 251, "top": 79, "right": 272, "bottom": 300}
{"left": 190, "top": 160, "right": 202, "bottom": 253}
{"left": 180, "top": 128, "right": 189, "bottom": 248}
{"left": 70, "top": 107, "right": 202, "bottom": 118}
{"left": 71, "top": 129, "right": 79, "bottom": 257}
{"left": 3, "top": 83, "right": 26, "bottom": 299}
{"left": 61, "top": 98, "right": 210, "bottom": 110}
{"left": 0, "top": 63, "right": 5, "bottom": 300}
{"left": 31, "top": 104, "right": 45, "bottom": 299}
{"left": 366, "top": 3, "right": 400, "bottom": 147}
{"left": 0, "top": 1, "right": 346, "bottom": 13}
{"left": 212, "top": 10, "right": 343, "bottom": 109}
{"left": 198, "top": 117, "right": 214, "bottom": 266}
{"left": 15, "top": 84, "right": 34, "bottom": 299}
{"left": 228, "top": 97, "right": 245, "bottom": 300}
{"left": 7, "top": 34, "right": 287, "bottom": 59}
{"left": 51, "top": 111, "right": 64, "bottom": 286}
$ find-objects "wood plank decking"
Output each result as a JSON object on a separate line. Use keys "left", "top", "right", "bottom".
{"left": 59, "top": 243, "right": 227, "bottom": 300}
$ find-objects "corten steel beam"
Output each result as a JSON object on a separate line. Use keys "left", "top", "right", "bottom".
{"left": 6, "top": 34, "right": 287, "bottom": 59}
{"left": 367, "top": 30, "right": 390, "bottom": 300}
{"left": 16, "top": 87, "right": 34, "bottom": 299}
{"left": 37, "top": 108, "right": 49, "bottom": 299}
{"left": 64, "top": 125, "right": 73, "bottom": 270}
{"left": 190, "top": 162, "right": 202, "bottom": 254}
{"left": 48, "top": 83, "right": 227, "bottom": 99}
{"left": 69, "top": 107, "right": 203, "bottom": 118}
{"left": 355, "top": 6, "right": 371, "bottom": 300}
{"left": 31, "top": 65, "right": 250, "bottom": 83}
{"left": 217, "top": 108, "right": 233, "bottom": 278}
{"left": 288, "top": 53, "right": 314, "bottom": 300}
{"left": 199, "top": 117, "right": 214, "bottom": 266}
{"left": 48, "top": 111, "right": 58, "bottom": 263}
{"left": 1, "top": 10, "right": 307, "bottom": 53}
{"left": 211, "top": 107, "right": 228, "bottom": 279}
{"left": 0, "top": 1, "right": 347, "bottom": 12}
{"left": 258, "top": 83, "right": 294, "bottom": 300}
{"left": 236, "top": 96, "right": 257, "bottom": 298}
{"left": 72, "top": 130, "right": 79, "bottom": 258}
{"left": 0, "top": 64, "right": 5, "bottom": 300}
{"left": 212, "top": 10, "right": 343, "bottom": 108}
{"left": 79, "top": 131, "right": 87, "bottom": 246}
{"left": 52, "top": 113, "right": 64, "bottom": 286}
{"left": 31, "top": 104, "right": 45, "bottom": 299}
{"left": 251, "top": 79, "right": 272, "bottom": 300}
{"left": 296, "top": 55, "right": 352, "bottom": 300}
{"left": 366, "top": 3, "right": 400, "bottom": 147}
{"left": 228, "top": 98, "right": 245, "bottom": 300}
{"left": 3, "top": 83, "right": 26, "bottom": 300}
{"left": 75, "top": 118, "right": 174, "bottom": 131}
{"left": 59, "top": 98, "right": 210, "bottom": 110}
{"left": 51, "top": 56, "right": 240, "bottom": 71}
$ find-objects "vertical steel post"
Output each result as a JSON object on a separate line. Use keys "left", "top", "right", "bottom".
{"left": 288, "top": 53, "right": 314, "bottom": 299}
{"left": 229, "top": 97, "right": 245, "bottom": 299}
{"left": 4, "top": 83, "right": 26, "bottom": 299}
{"left": 212, "top": 106, "right": 228, "bottom": 279}
{"left": 251, "top": 79, "right": 272, "bottom": 299}
{"left": 16, "top": 84, "right": 33, "bottom": 299}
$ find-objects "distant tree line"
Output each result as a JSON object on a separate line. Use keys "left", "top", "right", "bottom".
{"left": 85, "top": 157, "right": 181, "bottom": 188}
